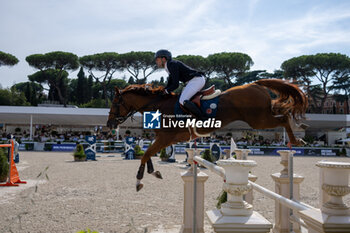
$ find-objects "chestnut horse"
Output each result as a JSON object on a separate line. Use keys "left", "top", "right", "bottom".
{"left": 107, "top": 79, "right": 308, "bottom": 191}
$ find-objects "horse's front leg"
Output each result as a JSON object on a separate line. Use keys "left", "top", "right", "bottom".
{"left": 136, "top": 139, "right": 169, "bottom": 192}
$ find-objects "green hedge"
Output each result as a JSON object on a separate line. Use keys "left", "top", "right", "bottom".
{"left": 0, "top": 148, "right": 9, "bottom": 182}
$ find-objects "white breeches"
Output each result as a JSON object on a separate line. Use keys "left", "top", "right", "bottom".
{"left": 179, "top": 76, "right": 205, "bottom": 105}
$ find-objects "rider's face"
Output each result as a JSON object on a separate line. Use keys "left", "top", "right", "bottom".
{"left": 155, "top": 57, "right": 166, "bottom": 68}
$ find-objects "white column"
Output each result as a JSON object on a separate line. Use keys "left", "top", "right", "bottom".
{"left": 234, "top": 149, "right": 251, "bottom": 160}
{"left": 223, "top": 149, "right": 231, "bottom": 159}
{"left": 272, "top": 150, "right": 304, "bottom": 233}
{"left": 181, "top": 149, "right": 208, "bottom": 233}
{"left": 29, "top": 114, "right": 33, "bottom": 140}
{"left": 246, "top": 174, "right": 257, "bottom": 205}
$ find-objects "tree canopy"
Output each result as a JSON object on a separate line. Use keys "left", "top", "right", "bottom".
{"left": 0, "top": 51, "right": 19, "bottom": 67}
{"left": 175, "top": 54, "right": 213, "bottom": 78}
{"left": 26, "top": 51, "right": 79, "bottom": 106}
{"left": 207, "top": 52, "right": 253, "bottom": 86}
{"left": 119, "top": 51, "right": 156, "bottom": 84}
{"left": 28, "top": 69, "right": 69, "bottom": 102}
{"left": 281, "top": 53, "right": 350, "bottom": 112}
{"left": 1, "top": 50, "right": 349, "bottom": 113}
{"left": 79, "top": 52, "right": 122, "bottom": 107}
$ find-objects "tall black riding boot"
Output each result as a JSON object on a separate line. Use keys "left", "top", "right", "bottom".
{"left": 183, "top": 100, "right": 207, "bottom": 121}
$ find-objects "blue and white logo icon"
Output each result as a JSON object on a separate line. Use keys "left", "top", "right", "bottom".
{"left": 143, "top": 110, "right": 161, "bottom": 129}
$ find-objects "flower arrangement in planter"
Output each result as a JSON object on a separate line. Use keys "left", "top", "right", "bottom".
{"left": 73, "top": 144, "right": 86, "bottom": 161}
{"left": 25, "top": 142, "right": 34, "bottom": 151}
{"left": 201, "top": 149, "right": 214, "bottom": 163}
{"left": 159, "top": 148, "right": 169, "bottom": 162}
{"left": 44, "top": 143, "right": 54, "bottom": 151}
{"left": 0, "top": 148, "right": 9, "bottom": 182}
{"left": 134, "top": 145, "right": 145, "bottom": 159}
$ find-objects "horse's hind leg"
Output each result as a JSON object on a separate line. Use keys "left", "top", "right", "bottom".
{"left": 146, "top": 158, "right": 162, "bottom": 179}
{"left": 274, "top": 115, "right": 306, "bottom": 146}
{"left": 253, "top": 114, "right": 301, "bottom": 146}
{"left": 280, "top": 117, "right": 300, "bottom": 146}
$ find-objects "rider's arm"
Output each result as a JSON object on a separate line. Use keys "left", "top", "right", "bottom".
{"left": 165, "top": 62, "right": 180, "bottom": 92}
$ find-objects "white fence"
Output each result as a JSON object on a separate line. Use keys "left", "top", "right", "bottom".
{"left": 181, "top": 148, "right": 350, "bottom": 233}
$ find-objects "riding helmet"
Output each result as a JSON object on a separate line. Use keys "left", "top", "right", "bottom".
{"left": 155, "top": 49, "right": 172, "bottom": 61}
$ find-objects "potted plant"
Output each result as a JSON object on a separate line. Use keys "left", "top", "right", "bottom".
{"left": 25, "top": 142, "right": 34, "bottom": 151}
{"left": 159, "top": 148, "right": 169, "bottom": 162}
{"left": 0, "top": 148, "right": 9, "bottom": 182}
{"left": 44, "top": 142, "right": 53, "bottom": 151}
{"left": 73, "top": 144, "right": 86, "bottom": 161}
{"left": 202, "top": 149, "right": 214, "bottom": 163}
{"left": 134, "top": 145, "right": 145, "bottom": 159}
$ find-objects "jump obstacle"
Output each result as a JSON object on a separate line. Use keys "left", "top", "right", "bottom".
{"left": 0, "top": 139, "right": 26, "bottom": 187}
{"left": 181, "top": 148, "right": 350, "bottom": 233}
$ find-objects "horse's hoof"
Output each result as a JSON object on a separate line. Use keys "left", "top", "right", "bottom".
{"left": 298, "top": 123, "right": 309, "bottom": 130}
{"left": 136, "top": 183, "right": 144, "bottom": 192}
{"left": 154, "top": 171, "right": 163, "bottom": 179}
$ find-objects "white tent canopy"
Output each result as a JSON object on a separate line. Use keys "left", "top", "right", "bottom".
{"left": 0, "top": 106, "right": 144, "bottom": 140}
{"left": 0, "top": 106, "right": 110, "bottom": 126}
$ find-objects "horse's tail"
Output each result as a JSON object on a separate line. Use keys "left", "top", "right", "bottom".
{"left": 255, "top": 79, "right": 308, "bottom": 120}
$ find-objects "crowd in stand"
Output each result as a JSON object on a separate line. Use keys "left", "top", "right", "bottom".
{"left": 6, "top": 125, "right": 344, "bottom": 148}
{"left": 1, "top": 127, "right": 288, "bottom": 147}
{"left": 1, "top": 128, "right": 347, "bottom": 148}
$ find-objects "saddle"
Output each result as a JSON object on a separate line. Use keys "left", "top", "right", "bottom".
{"left": 190, "top": 85, "right": 221, "bottom": 108}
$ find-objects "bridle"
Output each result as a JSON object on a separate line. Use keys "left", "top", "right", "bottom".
{"left": 109, "top": 93, "right": 137, "bottom": 125}
{"left": 110, "top": 91, "right": 166, "bottom": 126}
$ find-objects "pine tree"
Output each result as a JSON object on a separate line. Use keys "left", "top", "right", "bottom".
{"left": 86, "top": 75, "right": 93, "bottom": 103}
{"left": 24, "top": 82, "right": 32, "bottom": 105}
{"left": 128, "top": 76, "right": 135, "bottom": 84}
{"left": 76, "top": 67, "right": 86, "bottom": 104}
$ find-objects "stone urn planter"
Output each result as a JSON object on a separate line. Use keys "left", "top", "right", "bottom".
{"left": 74, "top": 156, "right": 86, "bottom": 162}
{"left": 160, "top": 148, "right": 169, "bottom": 162}
{"left": 73, "top": 144, "right": 86, "bottom": 162}
{"left": 0, "top": 174, "right": 8, "bottom": 182}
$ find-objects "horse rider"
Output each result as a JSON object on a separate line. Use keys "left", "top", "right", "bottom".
{"left": 154, "top": 49, "right": 207, "bottom": 120}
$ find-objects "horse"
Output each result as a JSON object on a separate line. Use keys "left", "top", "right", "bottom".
{"left": 107, "top": 79, "right": 308, "bottom": 191}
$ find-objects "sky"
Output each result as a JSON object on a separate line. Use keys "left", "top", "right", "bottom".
{"left": 1, "top": 0, "right": 350, "bottom": 88}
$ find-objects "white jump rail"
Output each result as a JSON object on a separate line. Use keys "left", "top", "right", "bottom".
{"left": 181, "top": 148, "right": 350, "bottom": 233}
{"left": 193, "top": 155, "right": 225, "bottom": 178}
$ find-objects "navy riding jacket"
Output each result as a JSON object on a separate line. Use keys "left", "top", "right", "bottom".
{"left": 165, "top": 59, "right": 204, "bottom": 92}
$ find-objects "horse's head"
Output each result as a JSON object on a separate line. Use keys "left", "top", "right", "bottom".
{"left": 107, "top": 84, "right": 172, "bottom": 129}
{"left": 107, "top": 87, "right": 135, "bottom": 129}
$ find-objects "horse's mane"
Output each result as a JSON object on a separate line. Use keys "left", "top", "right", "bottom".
{"left": 121, "top": 84, "right": 168, "bottom": 96}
